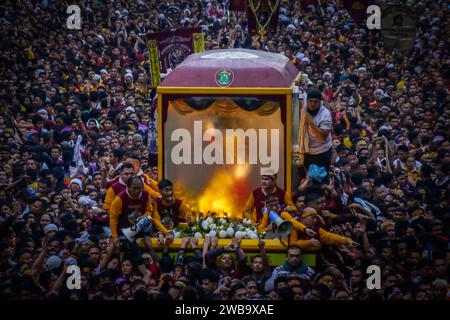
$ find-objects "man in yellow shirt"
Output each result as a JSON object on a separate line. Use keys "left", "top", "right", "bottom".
{"left": 109, "top": 176, "right": 172, "bottom": 275}
{"left": 258, "top": 193, "right": 316, "bottom": 237}
{"left": 105, "top": 155, "right": 160, "bottom": 200}
{"left": 103, "top": 163, "right": 134, "bottom": 211}
{"left": 289, "top": 207, "right": 357, "bottom": 251}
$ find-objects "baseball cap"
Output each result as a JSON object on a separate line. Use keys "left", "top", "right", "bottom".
{"left": 307, "top": 88, "right": 322, "bottom": 100}
{"left": 132, "top": 133, "right": 143, "bottom": 142}
{"left": 43, "top": 224, "right": 58, "bottom": 235}
{"left": 260, "top": 168, "right": 277, "bottom": 180}
{"left": 44, "top": 255, "right": 62, "bottom": 271}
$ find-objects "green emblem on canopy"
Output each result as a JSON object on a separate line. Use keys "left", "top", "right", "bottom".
{"left": 215, "top": 69, "right": 234, "bottom": 87}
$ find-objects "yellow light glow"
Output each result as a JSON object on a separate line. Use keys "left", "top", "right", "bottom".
{"left": 197, "top": 169, "right": 238, "bottom": 217}
{"left": 234, "top": 164, "right": 249, "bottom": 179}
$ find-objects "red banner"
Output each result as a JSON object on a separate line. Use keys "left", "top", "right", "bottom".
{"left": 342, "top": 0, "right": 374, "bottom": 25}
{"left": 146, "top": 27, "right": 202, "bottom": 74}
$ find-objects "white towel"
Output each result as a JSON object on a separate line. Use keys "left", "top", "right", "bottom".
{"left": 297, "top": 104, "right": 309, "bottom": 165}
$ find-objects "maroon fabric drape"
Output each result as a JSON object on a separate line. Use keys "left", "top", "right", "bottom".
{"left": 342, "top": 0, "right": 375, "bottom": 25}
{"left": 147, "top": 27, "right": 201, "bottom": 73}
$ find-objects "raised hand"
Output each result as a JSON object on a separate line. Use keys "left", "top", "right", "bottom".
{"left": 157, "top": 232, "right": 164, "bottom": 245}
{"left": 189, "top": 237, "right": 198, "bottom": 249}
{"left": 231, "top": 237, "right": 240, "bottom": 248}
{"left": 165, "top": 232, "right": 174, "bottom": 245}
{"left": 308, "top": 238, "right": 321, "bottom": 249}
{"left": 203, "top": 235, "right": 211, "bottom": 250}
{"left": 305, "top": 228, "right": 317, "bottom": 237}
{"left": 181, "top": 237, "right": 189, "bottom": 249}
{"left": 258, "top": 239, "right": 265, "bottom": 249}
{"left": 210, "top": 236, "right": 218, "bottom": 249}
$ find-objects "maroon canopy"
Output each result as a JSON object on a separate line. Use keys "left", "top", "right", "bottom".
{"left": 159, "top": 49, "right": 299, "bottom": 88}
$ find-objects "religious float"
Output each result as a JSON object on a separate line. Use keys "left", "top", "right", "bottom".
{"left": 147, "top": 49, "right": 314, "bottom": 266}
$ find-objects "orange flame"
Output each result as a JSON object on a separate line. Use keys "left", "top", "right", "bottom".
{"left": 197, "top": 169, "right": 238, "bottom": 217}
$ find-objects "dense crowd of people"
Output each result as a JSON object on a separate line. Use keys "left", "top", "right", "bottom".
{"left": 0, "top": 0, "right": 449, "bottom": 300}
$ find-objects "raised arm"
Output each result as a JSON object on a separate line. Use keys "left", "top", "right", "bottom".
{"left": 258, "top": 240, "right": 271, "bottom": 277}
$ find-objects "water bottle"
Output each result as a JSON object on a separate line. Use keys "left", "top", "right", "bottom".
{"left": 137, "top": 216, "right": 152, "bottom": 229}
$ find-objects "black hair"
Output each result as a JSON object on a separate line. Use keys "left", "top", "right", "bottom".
{"left": 397, "top": 145, "right": 409, "bottom": 153}
{"left": 292, "top": 189, "right": 306, "bottom": 203}
{"left": 230, "top": 283, "right": 246, "bottom": 298}
{"left": 92, "top": 171, "right": 103, "bottom": 178}
{"left": 351, "top": 172, "right": 364, "bottom": 186}
{"left": 133, "top": 289, "right": 150, "bottom": 300}
{"left": 199, "top": 269, "right": 219, "bottom": 284}
{"left": 288, "top": 246, "right": 301, "bottom": 253}
{"left": 274, "top": 276, "right": 288, "bottom": 288}
{"left": 126, "top": 175, "right": 143, "bottom": 187}
{"left": 181, "top": 286, "right": 199, "bottom": 300}
{"left": 312, "top": 283, "right": 332, "bottom": 300}
{"left": 112, "top": 148, "right": 126, "bottom": 160}
{"left": 276, "top": 286, "right": 294, "bottom": 300}
{"left": 305, "top": 191, "right": 324, "bottom": 206}
{"left": 158, "top": 179, "right": 173, "bottom": 191}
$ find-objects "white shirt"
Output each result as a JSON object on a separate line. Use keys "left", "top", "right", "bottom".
{"left": 307, "top": 106, "right": 333, "bottom": 155}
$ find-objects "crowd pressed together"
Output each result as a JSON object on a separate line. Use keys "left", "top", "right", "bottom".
{"left": 0, "top": 0, "right": 449, "bottom": 300}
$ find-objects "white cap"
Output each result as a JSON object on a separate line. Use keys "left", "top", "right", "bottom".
{"left": 286, "top": 24, "right": 296, "bottom": 30}
{"left": 375, "top": 89, "right": 385, "bottom": 95}
{"left": 295, "top": 52, "right": 305, "bottom": 60}
{"left": 301, "top": 57, "right": 310, "bottom": 63}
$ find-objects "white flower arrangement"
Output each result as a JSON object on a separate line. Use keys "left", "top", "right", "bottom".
{"left": 201, "top": 220, "right": 210, "bottom": 231}
{"left": 173, "top": 215, "right": 263, "bottom": 239}
{"left": 219, "top": 230, "right": 227, "bottom": 238}
{"left": 194, "top": 232, "right": 202, "bottom": 239}
{"left": 208, "top": 230, "right": 217, "bottom": 237}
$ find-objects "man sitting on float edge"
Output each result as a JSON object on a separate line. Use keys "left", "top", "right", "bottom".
{"left": 257, "top": 193, "right": 316, "bottom": 238}
{"left": 244, "top": 169, "right": 296, "bottom": 224}
{"left": 155, "top": 179, "right": 190, "bottom": 230}
{"left": 109, "top": 175, "right": 172, "bottom": 274}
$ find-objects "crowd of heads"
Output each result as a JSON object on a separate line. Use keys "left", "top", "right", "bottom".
{"left": 0, "top": 0, "right": 449, "bottom": 300}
